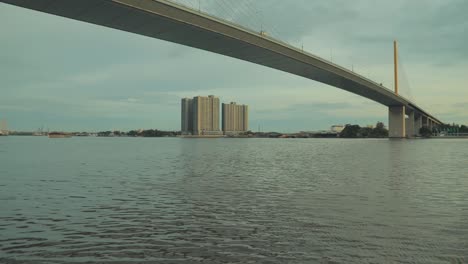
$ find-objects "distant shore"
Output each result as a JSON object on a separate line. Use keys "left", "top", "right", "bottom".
{"left": 3, "top": 134, "right": 468, "bottom": 139}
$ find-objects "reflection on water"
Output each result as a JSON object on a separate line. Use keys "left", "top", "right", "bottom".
{"left": 0, "top": 137, "right": 467, "bottom": 263}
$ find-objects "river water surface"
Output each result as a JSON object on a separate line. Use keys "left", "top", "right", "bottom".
{"left": 0, "top": 137, "right": 467, "bottom": 263}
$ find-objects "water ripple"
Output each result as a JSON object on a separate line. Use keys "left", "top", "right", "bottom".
{"left": 0, "top": 137, "right": 467, "bottom": 263}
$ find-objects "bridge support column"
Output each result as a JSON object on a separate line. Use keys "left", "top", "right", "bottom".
{"left": 389, "top": 106, "right": 406, "bottom": 138}
{"left": 422, "top": 116, "right": 428, "bottom": 128}
{"left": 405, "top": 110, "right": 415, "bottom": 138}
{"left": 414, "top": 115, "right": 422, "bottom": 136}
{"left": 429, "top": 119, "right": 435, "bottom": 136}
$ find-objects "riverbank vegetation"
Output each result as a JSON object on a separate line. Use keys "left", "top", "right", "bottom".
{"left": 339, "top": 122, "right": 389, "bottom": 138}
{"left": 97, "top": 130, "right": 180, "bottom": 137}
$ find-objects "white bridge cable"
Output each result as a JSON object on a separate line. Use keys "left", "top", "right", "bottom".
{"left": 197, "top": 1, "right": 303, "bottom": 48}
{"left": 163, "top": 0, "right": 293, "bottom": 46}
{"left": 397, "top": 54, "right": 415, "bottom": 102}
{"left": 160, "top": 0, "right": 385, "bottom": 86}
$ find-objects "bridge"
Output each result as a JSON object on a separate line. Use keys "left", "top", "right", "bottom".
{"left": 1, "top": 0, "right": 443, "bottom": 138}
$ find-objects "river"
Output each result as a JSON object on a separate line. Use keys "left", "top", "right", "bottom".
{"left": 0, "top": 136, "right": 467, "bottom": 263}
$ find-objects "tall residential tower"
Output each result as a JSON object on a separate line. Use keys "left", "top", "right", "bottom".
{"left": 222, "top": 102, "right": 249, "bottom": 135}
{"left": 181, "top": 95, "right": 222, "bottom": 135}
{"left": 181, "top": 98, "right": 193, "bottom": 135}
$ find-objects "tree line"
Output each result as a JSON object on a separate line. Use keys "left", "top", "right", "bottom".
{"left": 339, "top": 122, "right": 389, "bottom": 138}
{"left": 97, "top": 130, "right": 181, "bottom": 137}
{"left": 420, "top": 123, "right": 468, "bottom": 138}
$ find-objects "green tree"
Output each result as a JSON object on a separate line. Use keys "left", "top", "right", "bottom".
{"left": 376, "top": 122, "right": 385, "bottom": 130}
{"left": 419, "top": 126, "right": 432, "bottom": 138}
{"left": 360, "top": 127, "right": 373, "bottom": 138}
{"left": 340, "top": 125, "right": 361, "bottom": 138}
{"left": 127, "top": 130, "right": 139, "bottom": 137}
{"left": 141, "top": 129, "right": 162, "bottom": 137}
{"left": 97, "top": 131, "right": 112, "bottom": 137}
{"left": 460, "top": 125, "right": 468, "bottom": 133}
{"left": 371, "top": 122, "right": 389, "bottom": 138}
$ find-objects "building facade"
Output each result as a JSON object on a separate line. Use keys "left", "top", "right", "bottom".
{"left": 193, "top": 95, "right": 222, "bottom": 135}
{"left": 222, "top": 102, "right": 249, "bottom": 135}
{"left": 181, "top": 95, "right": 222, "bottom": 135}
{"left": 181, "top": 98, "right": 193, "bottom": 135}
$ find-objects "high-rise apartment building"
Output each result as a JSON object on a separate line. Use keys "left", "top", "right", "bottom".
{"left": 222, "top": 102, "right": 249, "bottom": 135}
{"left": 181, "top": 98, "right": 193, "bottom": 135}
{"left": 181, "top": 95, "right": 222, "bottom": 135}
{"left": 193, "top": 95, "right": 221, "bottom": 135}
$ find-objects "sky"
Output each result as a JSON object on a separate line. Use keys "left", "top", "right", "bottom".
{"left": 1, "top": 0, "right": 467, "bottom": 132}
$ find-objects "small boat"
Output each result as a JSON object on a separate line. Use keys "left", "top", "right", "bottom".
{"left": 48, "top": 132, "right": 72, "bottom": 138}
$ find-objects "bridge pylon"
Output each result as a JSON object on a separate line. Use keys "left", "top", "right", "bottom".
{"left": 394, "top": 40, "right": 399, "bottom": 95}
{"left": 405, "top": 110, "right": 415, "bottom": 138}
{"left": 389, "top": 106, "right": 406, "bottom": 138}
{"left": 388, "top": 41, "right": 406, "bottom": 138}
{"left": 414, "top": 114, "right": 423, "bottom": 136}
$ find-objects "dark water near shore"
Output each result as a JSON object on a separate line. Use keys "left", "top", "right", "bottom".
{"left": 0, "top": 136, "right": 467, "bottom": 263}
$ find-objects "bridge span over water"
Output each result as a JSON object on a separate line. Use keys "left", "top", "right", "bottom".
{"left": 1, "top": 0, "right": 443, "bottom": 137}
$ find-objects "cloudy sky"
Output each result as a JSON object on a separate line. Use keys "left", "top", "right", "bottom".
{"left": 1, "top": 0, "right": 467, "bottom": 132}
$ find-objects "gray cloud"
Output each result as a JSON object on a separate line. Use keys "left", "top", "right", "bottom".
{"left": 453, "top": 102, "right": 468, "bottom": 108}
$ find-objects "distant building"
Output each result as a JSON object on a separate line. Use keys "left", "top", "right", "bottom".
{"left": 193, "top": 95, "right": 221, "bottom": 135}
{"left": 0, "top": 119, "right": 8, "bottom": 136}
{"left": 330, "top": 125, "right": 344, "bottom": 133}
{"left": 181, "top": 98, "right": 193, "bottom": 135}
{"left": 181, "top": 95, "right": 222, "bottom": 135}
{"left": 222, "top": 102, "right": 249, "bottom": 135}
